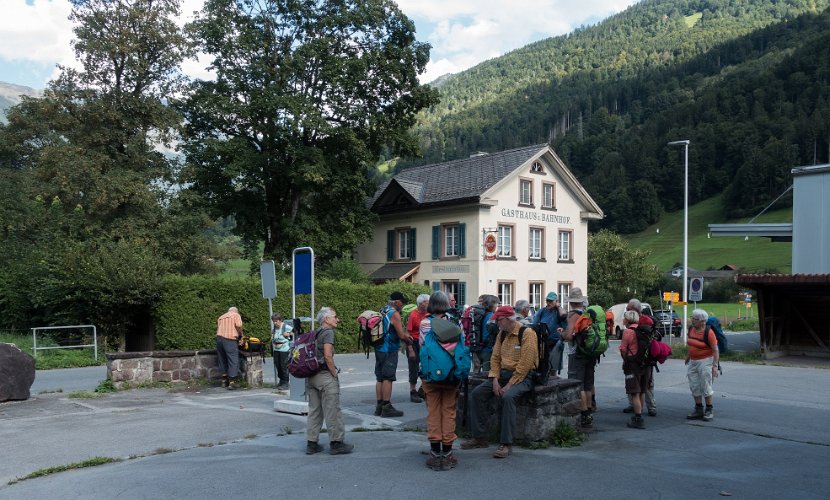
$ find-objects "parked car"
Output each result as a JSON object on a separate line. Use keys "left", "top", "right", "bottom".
{"left": 608, "top": 302, "right": 653, "bottom": 339}
{"left": 653, "top": 309, "right": 682, "bottom": 337}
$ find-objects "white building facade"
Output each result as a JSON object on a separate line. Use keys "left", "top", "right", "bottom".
{"left": 356, "top": 144, "right": 603, "bottom": 309}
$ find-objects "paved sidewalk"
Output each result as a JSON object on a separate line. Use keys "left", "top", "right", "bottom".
{"left": 2, "top": 350, "right": 830, "bottom": 499}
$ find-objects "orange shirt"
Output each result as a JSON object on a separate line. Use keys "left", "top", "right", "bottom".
{"left": 217, "top": 310, "right": 243, "bottom": 340}
{"left": 407, "top": 309, "right": 428, "bottom": 342}
{"left": 686, "top": 326, "right": 717, "bottom": 360}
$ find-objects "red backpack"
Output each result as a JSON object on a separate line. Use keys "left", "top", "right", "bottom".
{"left": 287, "top": 329, "right": 322, "bottom": 378}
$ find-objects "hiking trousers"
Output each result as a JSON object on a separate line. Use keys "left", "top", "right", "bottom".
{"left": 306, "top": 371, "right": 345, "bottom": 443}
{"left": 424, "top": 382, "right": 460, "bottom": 444}
{"left": 216, "top": 336, "right": 240, "bottom": 379}
{"left": 470, "top": 377, "right": 532, "bottom": 445}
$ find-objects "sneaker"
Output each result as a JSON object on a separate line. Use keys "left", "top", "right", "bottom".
{"left": 460, "top": 437, "right": 489, "bottom": 450}
{"left": 380, "top": 403, "right": 404, "bottom": 418}
{"left": 622, "top": 406, "right": 634, "bottom": 414}
{"left": 627, "top": 416, "right": 645, "bottom": 429}
{"left": 306, "top": 441, "right": 324, "bottom": 455}
{"left": 425, "top": 451, "right": 443, "bottom": 471}
{"left": 329, "top": 441, "right": 354, "bottom": 455}
{"left": 227, "top": 381, "right": 239, "bottom": 391}
{"left": 647, "top": 409, "right": 657, "bottom": 417}
{"left": 276, "top": 383, "right": 289, "bottom": 391}
{"left": 687, "top": 406, "right": 705, "bottom": 420}
{"left": 441, "top": 451, "right": 458, "bottom": 470}
{"left": 410, "top": 390, "right": 423, "bottom": 403}
{"left": 703, "top": 407, "right": 714, "bottom": 422}
{"left": 493, "top": 444, "right": 512, "bottom": 459}
{"left": 374, "top": 402, "right": 382, "bottom": 416}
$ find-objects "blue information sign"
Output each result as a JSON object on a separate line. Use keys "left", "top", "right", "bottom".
{"left": 294, "top": 252, "right": 312, "bottom": 295}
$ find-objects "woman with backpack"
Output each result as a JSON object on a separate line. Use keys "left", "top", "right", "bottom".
{"left": 620, "top": 310, "right": 651, "bottom": 429}
{"left": 685, "top": 309, "right": 720, "bottom": 422}
{"left": 419, "top": 291, "right": 467, "bottom": 471}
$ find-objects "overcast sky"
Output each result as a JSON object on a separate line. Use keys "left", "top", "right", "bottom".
{"left": 0, "top": 0, "right": 638, "bottom": 89}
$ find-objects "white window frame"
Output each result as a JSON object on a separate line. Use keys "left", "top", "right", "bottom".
{"left": 498, "top": 281, "right": 514, "bottom": 307}
{"left": 519, "top": 178, "right": 533, "bottom": 206}
{"left": 529, "top": 282, "right": 544, "bottom": 311}
{"left": 398, "top": 229, "right": 411, "bottom": 260}
{"left": 529, "top": 226, "right": 544, "bottom": 260}
{"left": 542, "top": 182, "right": 556, "bottom": 209}
{"left": 497, "top": 224, "right": 513, "bottom": 258}
{"left": 558, "top": 230, "right": 572, "bottom": 262}
{"left": 444, "top": 224, "right": 458, "bottom": 257}
{"left": 559, "top": 282, "right": 572, "bottom": 312}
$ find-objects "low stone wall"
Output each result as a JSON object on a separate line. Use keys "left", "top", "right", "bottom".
{"left": 459, "top": 375, "right": 583, "bottom": 442}
{"left": 106, "top": 350, "right": 263, "bottom": 389}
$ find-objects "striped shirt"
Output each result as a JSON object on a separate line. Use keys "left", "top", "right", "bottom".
{"left": 217, "top": 310, "right": 243, "bottom": 340}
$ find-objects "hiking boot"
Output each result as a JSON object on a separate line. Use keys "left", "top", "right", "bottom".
{"left": 591, "top": 397, "right": 597, "bottom": 413}
{"left": 648, "top": 409, "right": 657, "bottom": 417}
{"left": 380, "top": 403, "right": 404, "bottom": 418}
{"left": 374, "top": 402, "right": 382, "bottom": 416}
{"left": 227, "top": 381, "right": 239, "bottom": 391}
{"left": 703, "top": 407, "right": 714, "bottom": 422}
{"left": 627, "top": 416, "right": 645, "bottom": 429}
{"left": 221, "top": 375, "right": 229, "bottom": 388}
{"left": 425, "top": 451, "right": 443, "bottom": 471}
{"left": 493, "top": 444, "right": 512, "bottom": 459}
{"left": 460, "top": 437, "right": 489, "bottom": 450}
{"left": 329, "top": 441, "right": 354, "bottom": 455}
{"left": 687, "top": 406, "right": 705, "bottom": 420}
{"left": 410, "top": 390, "right": 423, "bottom": 403}
{"left": 276, "top": 383, "right": 289, "bottom": 392}
{"left": 441, "top": 451, "right": 458, "bottom": 470}
{"left": 418, "top": 387, "right": 426, "bottom": 399}
{"left": 580, "top": 413, "right": 594, "bottom": 429}
{"left": 622, "top": 406, "right": 634, "bottom": 414}
{"left": 306, "top": 441, "right": 324, "bottom": 455}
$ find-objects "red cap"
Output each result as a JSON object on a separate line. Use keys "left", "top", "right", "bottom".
{"left": 493, "top": 306, "right": 515, "bottom": 320}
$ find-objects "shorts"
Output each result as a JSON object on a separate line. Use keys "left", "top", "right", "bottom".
{"left": 374, "top": 350, "right": 399, "bottom": 382}
{"left": 623, "top": 361, "right": 652, "bottom": 395}
{"left": 567, "top": 353, "right": 596, "bottom": 391}
{"left": 687, "top": 357, "right": 714, "bottom": 398}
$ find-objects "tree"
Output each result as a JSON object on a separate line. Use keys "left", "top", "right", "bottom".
{"left": 588, "top": 229, "right": 660, "bottom": 306}
{"left": 178, "top": 0, "right": 440, "bottom": 265}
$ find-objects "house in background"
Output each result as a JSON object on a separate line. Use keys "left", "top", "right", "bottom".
{"left": 355, "top": 144, "right": 603, "bottom": 309}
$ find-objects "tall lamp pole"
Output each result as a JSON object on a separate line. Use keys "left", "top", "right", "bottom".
{"left": 668, "top": 140, "right": 690, "bottom": 344}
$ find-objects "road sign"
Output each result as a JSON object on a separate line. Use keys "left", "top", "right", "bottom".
{"left": 675, "top": 301, "right": 688, "bottom": 306}
{"left": 663, "top": 291, "right": 680, "bottom": 302}
{"left": 260, "top": 260, "right": 277, "bottom": 299}
{"left": 689, "top": 277, "right": 704, "bottom": 302}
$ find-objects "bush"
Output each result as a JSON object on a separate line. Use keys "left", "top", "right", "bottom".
{"left": 153, "top": 275, "right": 429, "bottom": 352}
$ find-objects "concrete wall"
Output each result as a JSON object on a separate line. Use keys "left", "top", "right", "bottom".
{"left": 106, "top": 351, "right": 263, "bottom": 389}
{"left": 792, "top": 164, "right": 830, "bottom": 274}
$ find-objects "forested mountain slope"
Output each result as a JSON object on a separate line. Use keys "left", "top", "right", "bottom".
{"left": 410, "top": 0, "right": 830, "bottom": 234}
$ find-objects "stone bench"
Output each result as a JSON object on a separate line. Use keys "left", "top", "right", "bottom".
{"left": 458, "top": 374, "right": 583, "bottom": 442}
{"left": 106, "top": 350, "right": 263, "bottom": 389}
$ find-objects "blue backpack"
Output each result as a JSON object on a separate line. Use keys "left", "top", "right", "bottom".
{"left": 705, "top": 317, "right": 729, "bottom": 354}
{"left": 419, "top": 317, "right": 471, "bottom": 383}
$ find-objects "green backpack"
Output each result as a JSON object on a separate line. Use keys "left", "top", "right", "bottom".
{"left": 401, "top": 303, "right": 417, "bottom": 328}
{"left": 577, "top": 305, "right": 608, "bottom": 358}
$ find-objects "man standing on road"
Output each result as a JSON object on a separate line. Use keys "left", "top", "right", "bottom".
{"left": 374, "top": 291, "right": 411, "bottom": 418}
{"left": 461, "top": 306, "right": 538, "bottom": 459}
{"left": 623, "top": 299, "right": 658, "bottom": 417}
{"left": 562, "top": 288, "right": 596, "bottom": 429}
{"left": 513, "top": 299, "right": 532, "bottom": 325}
{"left": 216, "top": 307, "right": 243, "bottom": 390}
{"left": 533, "top": 291, "right": 566, "bottom": 377}
{"left": 406, "top": 293, "right": 430, "bottom": 403}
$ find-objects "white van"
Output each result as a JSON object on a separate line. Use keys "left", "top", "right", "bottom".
{"left": 608, "top": 302, "right": 653, "bottom": 339}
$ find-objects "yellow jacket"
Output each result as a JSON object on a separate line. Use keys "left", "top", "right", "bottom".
{"left": 489, "top": 321, "right": 539, "bottom": 385}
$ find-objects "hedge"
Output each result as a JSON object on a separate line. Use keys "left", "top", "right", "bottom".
{"left": 154, "top": 275, "right": 430, "bottom": 353}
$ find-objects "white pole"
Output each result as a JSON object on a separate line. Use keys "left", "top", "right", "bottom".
{"left": 669, "top": 140, "right": 690, "bottom": 344}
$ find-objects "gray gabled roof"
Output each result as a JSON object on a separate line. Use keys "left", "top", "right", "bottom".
{"left": 371, "top": 144, "right": 546, "bottom": 211}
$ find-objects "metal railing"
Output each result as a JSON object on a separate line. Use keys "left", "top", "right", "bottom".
{"left": 31, "top": 325, "right": 98, "bottom": 361}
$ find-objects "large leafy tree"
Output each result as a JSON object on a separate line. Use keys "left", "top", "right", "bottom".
{"left": 588, "top": 229, "right": 660, "bottom": 307}
{"left": 179, "top": 0, "right": 439, "bottom": 264}
{"left": 0, "top": 0, "right": 212, "bottom": 347}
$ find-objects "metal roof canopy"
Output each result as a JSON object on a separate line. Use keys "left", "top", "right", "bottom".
{"left": 707, "top": 223, "right": 792, "bottom": 241}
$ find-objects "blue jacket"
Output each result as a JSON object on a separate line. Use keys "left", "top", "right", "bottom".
{"left": 376, "top": 305, "right": 401, "bottom": 353}
{"left": 533, "top": 306, "right": 566, "bottom": 342}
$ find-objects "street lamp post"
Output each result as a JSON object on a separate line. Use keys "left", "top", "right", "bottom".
{"left": 668, "top": 140, "right": 690, "bottom": 344}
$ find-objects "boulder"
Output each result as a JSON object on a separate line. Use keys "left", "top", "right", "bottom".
{"left": 0, "top": 343, "right": 36, "bottom": 402}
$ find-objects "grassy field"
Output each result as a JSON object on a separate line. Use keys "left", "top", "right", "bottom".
{"left": 627, "top": 193, "right": 792, "bottom": 272}
{"left": 1, "top": 330, "right": 104, "bottom": 370}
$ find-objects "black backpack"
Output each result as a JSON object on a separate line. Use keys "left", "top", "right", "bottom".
{"left": 625, "top": 323, "right": 656, "bottom": 368}
{"left": 499, "top": 323, "right": 550, "bottom": 385}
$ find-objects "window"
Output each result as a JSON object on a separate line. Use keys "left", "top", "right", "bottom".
{"left": 531, "top": 161, "right": 544, "bottom": 173}
{"left": 542, "top": 182, "right": 556, "bottom": 210}
{"left": 519, "top": 179, "right": 533, "bottom": 206}
{"left": 529, "top": 226, "right": 544, "bottom": 260}
{"left": 440, "top": 281, "right": 466, "bottom": 308}
{"left": 529, "top": 282, "right": 544, "bottom": 311}
{"left": 497, "top": 224, "right": 513, "bottom": 258}
{"left": 559, "top": 282, "right": 572, "bottom": 312}
{"left": 387, "top": 228, "right": 416, "bottom": 261}
{"left": 558, "top": 230, "right": 573, "bottom": 262}
{"left": 497, "top": 282, "right": 514, "bottom": 307}
{"left": 432, "top": 223, "right": 466, "bottom": 259}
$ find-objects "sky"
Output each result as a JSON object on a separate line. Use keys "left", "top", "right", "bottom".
{"left": 0, "top": 0, "right": 639, "bottom": 90}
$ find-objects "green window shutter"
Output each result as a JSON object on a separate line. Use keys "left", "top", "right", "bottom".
{"left": 458, "top": 223, "right": 466, "bottom": 257}
{"left": 409, "top": 228, "right": 416, "bottom": 260}
{"left": 432, "top": 281, "right": 440, "bottom": 292}
{"left": 432, "top": 225, "right": 440, "bottom": 260}
{"left": 387, "top": 230, "right": 394, "bottom": 261}
{"left": 459, "top": 282, "right": 467, "bottom": 308}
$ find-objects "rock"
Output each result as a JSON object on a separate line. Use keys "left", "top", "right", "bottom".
{"left": 0, "top": 343, "right": 36, "bottom": 401}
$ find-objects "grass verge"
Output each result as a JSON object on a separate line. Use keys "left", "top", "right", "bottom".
{"left": 7, "top": 457, "right": 120, "bottom": 485}
{"left": 521, "top": 421, "right": 585, "bottom": 449}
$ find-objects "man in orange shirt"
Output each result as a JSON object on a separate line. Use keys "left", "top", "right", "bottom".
{"left": 685, "top": 309, "right": 720, "bottom": 421}
{"left": 216, "top": 307, "right": 244, "bottom": 390}
{"left": 405, "top": 293, "right": 430, "bottom": 403}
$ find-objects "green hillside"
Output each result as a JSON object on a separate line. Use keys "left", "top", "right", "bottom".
{"left": 628, "top": 193, "right": 792, "bottom": 272}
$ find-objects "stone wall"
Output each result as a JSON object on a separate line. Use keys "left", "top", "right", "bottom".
{"left": 106, "top": 350, "right": 263, "bottom": 389}
{"left": 460, "top": 375, "right": 583, "bottom": 442}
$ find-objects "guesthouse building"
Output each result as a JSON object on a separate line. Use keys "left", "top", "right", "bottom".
{"left": 355, "top": 144, "right": 603, "bottom": 309}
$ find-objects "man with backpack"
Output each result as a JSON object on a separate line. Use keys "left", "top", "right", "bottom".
{"left": 562, "top": 288, "right": 597, "bottom": 429}
{"left": 374, "top": 291, "right": 411, "bottom": 418}
{"left": 468, "top": 294, "right": 498, "bottom": 373}
{"left": 405, "top": 294, "right": 430, "bottom": 403}
{"left": 619, "top": 310, "right": 651, "bottom": 429}
{"left": 461, "top": 306, "right": 538, "bottom": 459}
{"left": 623, "top": 299, "right": 658, "bottom": 417}
{"left": 532, "top": 291, "right": 566, "bottom": 378}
